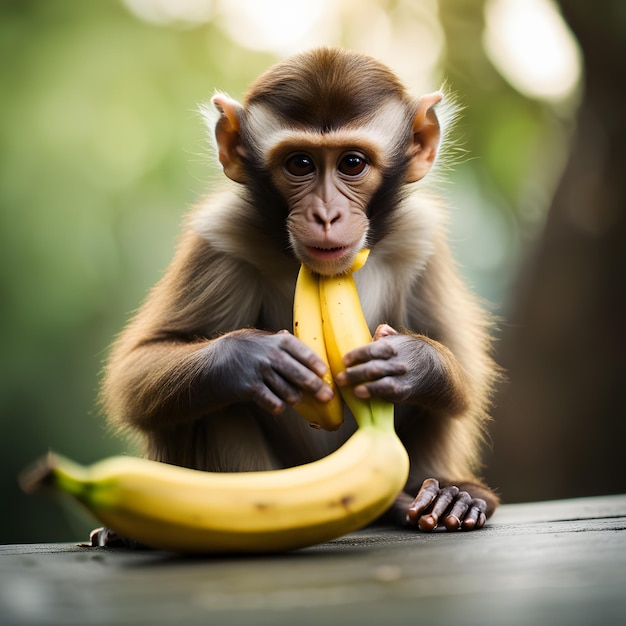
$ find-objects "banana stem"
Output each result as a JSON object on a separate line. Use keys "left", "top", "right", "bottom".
{"left": 370, "top": 398, "right": 396, "bottom": 433}
{"left": 19, "top": 452, "right": 90, "bottom": 500}
{"left": 346, "top": 396, "right": 374, "bottom": 429}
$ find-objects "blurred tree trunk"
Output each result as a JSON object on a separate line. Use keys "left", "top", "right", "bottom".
{"left": 485, "top": 1, "right": 626, "bottom": 501}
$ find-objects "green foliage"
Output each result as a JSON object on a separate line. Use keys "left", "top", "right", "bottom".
{"left": 0, "top": 1, "right": 274, "bottom": 542}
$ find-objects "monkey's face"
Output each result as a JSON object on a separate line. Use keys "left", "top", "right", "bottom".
{"left": 271, "top": 136, "right": 383, "bottom": 276}
{"left": 210, "top": 50, "right": 443, "bottom": 277}
{"left": 239, "top": 99, "right": 415, "bottom": 276}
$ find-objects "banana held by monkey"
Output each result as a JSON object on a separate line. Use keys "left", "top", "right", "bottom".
{"left": 319, "top": 249, "right": 394, "bottom": 429}
{"left": 293, "top": 249, "right": 378, "bottom": 430}
{"left": 292, "top": 262, "right": 344, "bottom": 430}
{"left": 293, "top": 265, "right": 343, "bottom": 430}
{"left": 20, "top": 249, "right": 409, "bottom": 554}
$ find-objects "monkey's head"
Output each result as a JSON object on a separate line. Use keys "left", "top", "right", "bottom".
{"left": 211, "top": 47, "right": 442, "bottom": 276}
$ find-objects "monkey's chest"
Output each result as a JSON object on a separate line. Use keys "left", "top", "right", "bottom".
{"left": 257, "top": 286, "right": 295, "bottom": 332}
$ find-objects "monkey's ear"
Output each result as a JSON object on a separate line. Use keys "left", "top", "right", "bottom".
{"left": 405, "top": 91, "right": 443, "bottom": 183}
{"left": 212, "top": 94, "right": 247, "bottom": 183}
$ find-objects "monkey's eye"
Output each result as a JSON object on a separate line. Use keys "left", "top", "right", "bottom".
{"left": 285, "top": 154, "right": 315, "bottom": 177}
{"left": 338, "top": 153, "right": 368, "bottom": 177}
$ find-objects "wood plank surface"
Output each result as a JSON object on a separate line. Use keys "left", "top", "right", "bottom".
{"left": 1, "top": 494, "right": 625, "bottom": 626}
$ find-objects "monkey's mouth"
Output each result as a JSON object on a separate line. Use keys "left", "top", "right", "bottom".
{"left": 308, "top": 246, "right": 349, "bottom": 261}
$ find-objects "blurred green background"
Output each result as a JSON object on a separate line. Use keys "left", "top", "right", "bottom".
{"left": 2, "top": 0, "right": 623, "bottom": 544}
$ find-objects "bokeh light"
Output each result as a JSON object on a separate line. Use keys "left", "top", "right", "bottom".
{"left": 483, "top": 0, "right": 582, "bottom": 102}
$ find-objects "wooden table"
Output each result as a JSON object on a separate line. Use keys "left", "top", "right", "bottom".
{"left": 1, "top": 495, "right": 625, "bottom": 625}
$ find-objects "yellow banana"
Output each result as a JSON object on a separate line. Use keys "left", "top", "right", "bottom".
{"left": 20, "top": 248, "right": 409, "bottom": 554}
{"left": 21, "top": 423, "right": 408, "bottom": 553}
{"left": 319, "top": 249, "right": 395, "bottom": 430}
{"left": 292, "top": 263, "right": 344, "bottom": 430}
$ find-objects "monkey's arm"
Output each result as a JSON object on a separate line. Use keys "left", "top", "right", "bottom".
{"left": 101, "top": 232, "right": 332, "bottom": 433}
{"left": 103, "top": 331, "right": 333, "bottom": 432}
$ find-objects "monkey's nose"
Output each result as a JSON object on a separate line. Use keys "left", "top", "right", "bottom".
{"left": 311, "top": 204, "right": 341, "bottom": 232}
{"left": 314, "top": 214, "right": 340, "bottom": 232}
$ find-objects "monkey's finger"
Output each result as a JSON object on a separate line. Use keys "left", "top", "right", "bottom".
{"left": 248, "top": 383, "right": 289, "bottom": 416}
{"left": 419, "top": 485, "right": 459, "bottom": 530}
{"left": 353, "top": 375, "right": 414, "bottom": 402}
{"left": 460, "top": 498, "right": 488, "bottom": 531}
{"left": 412, "top": 485, "right": 460, "bottom": 532}
{"left": 270, "top": 351, "right": 334, "bottom": 402}
{"left": 442, "top": 491, "right": 472, "bottom": 531}
{"left": 341, "top": 339, "right": 398, "bottom": 368}
{"left": 271, "top": 332, "right": 330, "bottom": 382}
{"left": 277, "top": 332, "right": 330, "bottom": 378}
{"left": 252, "top": 362, "right": 300, "bottom": 414}
{"left": 336, "top": 358, "right": 406, "bottom": 391}
{"left": 407, "top": 478, "right": 440, "bottom": 524}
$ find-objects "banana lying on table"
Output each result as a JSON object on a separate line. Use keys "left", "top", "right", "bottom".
{"left": 20, "top": 250, "right": 409, "bottom": 554}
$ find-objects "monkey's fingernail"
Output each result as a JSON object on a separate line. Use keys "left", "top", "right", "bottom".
{"left": 418, "top": 514, "right": 437, "bottom": 532}
{"left": 315, "top": 387, "right": 334, "bottom": 402}
{"left": 353, "top": 385, "right": 370, "bottom": 398}
{"left": 444, "top": 515, "right": 461, "bottom": 531}
{"left": 315, "top": 363, "right": 329, "bottom": 376}
{"left": 407, "top": 505, "right": 426, "bottom": 522}
{"left": 334, "top": 372, "right": 347, "bottom": 386}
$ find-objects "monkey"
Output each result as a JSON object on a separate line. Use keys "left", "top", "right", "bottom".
{"left": 96, "top": 47, "right": 499, "bottom": 545}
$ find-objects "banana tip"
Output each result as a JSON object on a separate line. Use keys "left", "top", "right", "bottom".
{"left": 350, "top": 249, "right": 370, "bottom": 273}
{"left": 18, "top": 451, "right": 58, "bottom": 494}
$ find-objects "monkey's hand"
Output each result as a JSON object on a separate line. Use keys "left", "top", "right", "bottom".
{"left": 405, "top": 478, "right": 488, "bottom": 531}
{"left": 211, "top": 329, "right": 335, "bottom": 416}
{"left": 335, "top": 324, "right": 465, "bottom": 411}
